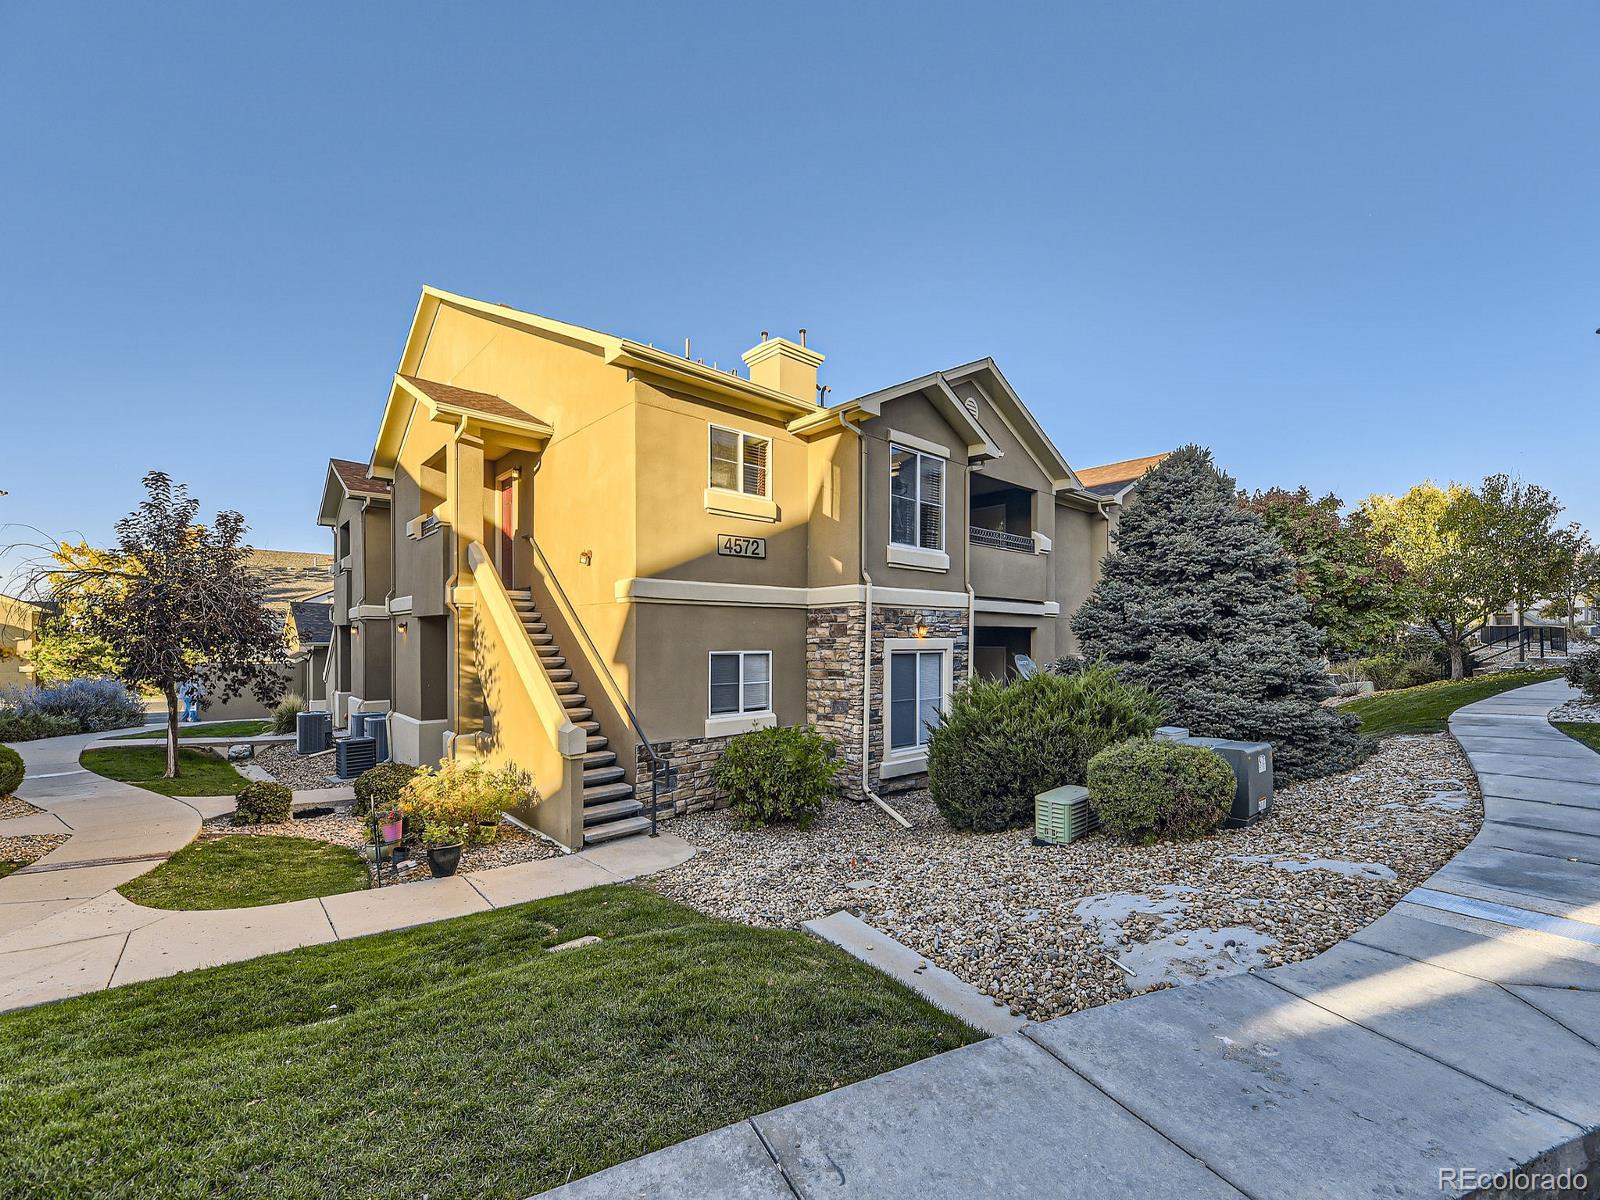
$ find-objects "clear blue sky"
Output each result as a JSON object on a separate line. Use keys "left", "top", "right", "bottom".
{"left": 3, "top": 2, "right": 1596, "bottom": 555}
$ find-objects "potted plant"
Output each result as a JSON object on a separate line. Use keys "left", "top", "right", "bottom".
{"left": 422, "top": 821, "right": 465, "bottom": 877}
{"left": 379, "top": 808, "right": 404, "bottom": 844}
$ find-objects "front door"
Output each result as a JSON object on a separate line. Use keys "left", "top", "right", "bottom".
{"left": 497, "top": 476, "right": 515, "bottom": 583}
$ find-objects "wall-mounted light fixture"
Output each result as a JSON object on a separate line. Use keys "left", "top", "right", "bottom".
{"left": 914, "top": 616, "right": 930, "bottom": 639}
{"left": 397, "top": 620, "right": 409, "bottom": 636}
{"left": 578, "top": 550, "right": 593, "bottom": 566}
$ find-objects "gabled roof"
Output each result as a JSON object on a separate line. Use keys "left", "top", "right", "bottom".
{"left": 940, "top": 358, "right": 1081, "bottom": 492}
{"left": 330, "top": 458, "right": 392, "bottom": 499}
{"left": 287, "top": 600, "right": 333, "bottom": 648}
{"left": 1077, "top": 453, "right": 1170, "bottom": 499}
{"left": 319, "top": 458, "right": 393, "bottom": 526}
{"left": 789, "top": 371, "right": 1001, "bottom": 459}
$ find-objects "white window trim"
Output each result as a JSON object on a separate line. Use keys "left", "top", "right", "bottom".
{"left": 708, "top": 424, "right": 772, "bottom": 501}
{"left": 886, "top": 428, "right": 952, "bottom": 459}
{"left": 707, "top": 650, "right": 774, "bottom": 730}
{"left": 888, "top": 443, "right": 946, "bottom": 557}
{"left": 881, "top": 636, "right": 953, "bottom": 777}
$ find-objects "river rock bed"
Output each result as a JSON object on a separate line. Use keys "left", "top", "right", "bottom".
{"left": 0, "top": 797, "right": 44, "bottom": 822}
{"left": 648, "top": 734, "right": 1480, "bottom": 1022}
{"left": 0, "top": 832, "right": 69, "bottom": 867}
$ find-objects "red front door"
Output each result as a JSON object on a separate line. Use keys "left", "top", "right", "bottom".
{"left": 498, "top": 477, "right": 515, "bottom": 581}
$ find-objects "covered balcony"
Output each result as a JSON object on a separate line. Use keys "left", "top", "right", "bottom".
{"left": 968, "top": 476, "right": 1050, "bottom": 602}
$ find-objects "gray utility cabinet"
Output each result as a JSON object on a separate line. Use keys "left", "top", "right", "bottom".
{"left": 1180, "top": 736, "right": 1274, "bottom": 829}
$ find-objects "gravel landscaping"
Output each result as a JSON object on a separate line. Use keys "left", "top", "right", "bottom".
{"left": 0, "top": 831, "right": 69, "bottom": 869}
{"left": 254, "top": 744, "right": 338, "bottom": 790}
{"left": 1551, "top": 696, "right": 1600, "bottom": 724}
{"left": 204, "top": 809, "right": 564, "bottom": 885}
{"left": 649, "top": 733, "right": 1480, "bottom": 1022}
{"left": 0, "top": 796, "right": 43, "bottom": 821}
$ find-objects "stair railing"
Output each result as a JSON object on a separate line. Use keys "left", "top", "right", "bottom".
{"left": 529, "top": 538, "right": 666, "bottom": 837}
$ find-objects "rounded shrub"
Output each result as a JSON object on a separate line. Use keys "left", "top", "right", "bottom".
{"left": 353, "top": 762, "right": 418, "bottom": 817}
{"left": 0, "top": 745, "right": 23, "bottom": 797}
{"left": 1087, "top": 738, "right": 1236, "bottom": 843}
{"left": 0, "top": 710, "right": 80, "bottom": 742}
{"left": 710, "top": 725, "right": 839, "bottom": 827}
{"left": 232, "top": 780, "right": 293, "bottom": 826}
{"left": 927, "top": 662, "right": 1164, "bottom": 833}
{"left": 1565, "top": 646, "right": 1600, "bottom": 702}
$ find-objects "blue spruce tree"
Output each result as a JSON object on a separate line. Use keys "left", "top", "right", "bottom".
{"left": 1072, "top": 445, "right": 1367, "bottom": 781}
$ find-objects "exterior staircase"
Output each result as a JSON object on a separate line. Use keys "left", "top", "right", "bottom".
{"left": 505, "top": 590, "right": 651, "bottom": 845}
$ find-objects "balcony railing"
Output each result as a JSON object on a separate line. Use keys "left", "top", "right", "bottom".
{"left": 970, "top": 526, "right": 1035, "bottom": 554}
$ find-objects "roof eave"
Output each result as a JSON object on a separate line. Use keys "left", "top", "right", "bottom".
{"left": 607, "top": 342, "right": 821, "bottom": 422}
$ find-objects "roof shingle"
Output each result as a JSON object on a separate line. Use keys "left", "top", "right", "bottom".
{"left": 1076, "top": 453, "right": 1170, "bottom": 494}
{"left": 401, "top": 375, "right": 541, "bottom": 425}
{"left": 287, "top": 600, "right": 334, "bottom": 647}
{"left": 329, "top": 458, "right": 392, "bottom": 498}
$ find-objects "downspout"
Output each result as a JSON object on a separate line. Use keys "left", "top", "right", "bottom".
{"left": 441, "top": 414, "right": 471, "bottom": 758}
{"left": 845, "top": 412, "right": 911, "bottom": 831}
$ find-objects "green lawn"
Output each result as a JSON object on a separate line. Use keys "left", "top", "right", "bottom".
{"left": 79, "top": 746, "right": 250, "bottom": 797}
{"left": 0, "top": 861, "right": 20, "bottom": 880}
{"left": 1555, "top": 721, "right": 1600, "bottom": 755}
{"left": 112, "top": 720, "right": 271, "bottom": 741}
{"left": 0, "top": 886, "right": 977, "bottom": 1199}
{"left": 1344, "top": 669, "right": 1563, "bottom": 738}
{"left": 118, "top": 836, "right": 368, "bottom": 910}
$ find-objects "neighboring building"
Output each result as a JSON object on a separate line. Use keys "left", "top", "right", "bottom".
{"left": 0, "top": 594, "right": 46, "bottom": 690}
{"left": 316, "top": 460, "right": 394, "bottom": 729}
{"left": 1075, "top": 453, "right": 1170, "bottom": 543}
{"left": 319, "top": 286, "right": 1123, "bottom": 850}
{"left": 246, "top": 549, "right": 336, "bottom": 614}
{"left": 285, "top": 599, "right": 333, "bottom": 706}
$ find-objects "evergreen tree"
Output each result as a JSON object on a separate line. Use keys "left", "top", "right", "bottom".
{"left": 1073, "top": 445, "right": 1367, "bottom": 781}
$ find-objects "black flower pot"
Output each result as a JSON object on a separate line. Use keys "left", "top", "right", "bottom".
{"left": 426, "top": 844, "right": 463, "bottom": 878}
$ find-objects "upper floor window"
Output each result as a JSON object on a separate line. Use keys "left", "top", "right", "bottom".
{"left": 709, "top": 425, "right": 770, "bottom": 498}
{"left": 709, "top": 651, "right": 772, "bottom": 716}
{"left": 890, "top": 446, "right": 944, "bottom": 551}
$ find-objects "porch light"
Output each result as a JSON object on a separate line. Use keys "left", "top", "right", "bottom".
{"left": 914, "top": 618, "right": 929, "bottom": 639}
{"left": 579, "top": 550, "right": 593, "bottom": 566}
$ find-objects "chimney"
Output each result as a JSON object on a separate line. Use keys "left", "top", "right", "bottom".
{"left": 741, "top": 331, "right": 824, "bottom": 404}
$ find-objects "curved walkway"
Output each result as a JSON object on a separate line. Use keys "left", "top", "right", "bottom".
{"left": 0, "top": 730, "right": 692, "bottom": 1011}
{"left": 544, "top": 679, "right": 1600, "bottom": 1199}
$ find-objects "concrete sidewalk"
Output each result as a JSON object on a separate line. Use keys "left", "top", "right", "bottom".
{"left": 0, "top": 729, "right": 695, "bottom": 1010}
{"left": 543, "top": 679, "right": 1600, "bottom": 1199}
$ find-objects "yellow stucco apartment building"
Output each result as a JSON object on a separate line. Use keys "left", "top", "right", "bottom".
{"left": 318, "top": 287, "right": 1160, "bottom": 849}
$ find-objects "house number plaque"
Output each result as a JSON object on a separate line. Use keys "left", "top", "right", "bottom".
{"left": 717, "top": 534, "right": 767, "bottom": 559}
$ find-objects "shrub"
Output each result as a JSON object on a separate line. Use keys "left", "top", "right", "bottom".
{"left": 353, "top": 762, "right": 418, "bottom": 817}
{"left": 0, "top": 745, "right": 23, "bottom": 797}
{"left": 0, "top": 678, "right": 145, "bottom": 733}
{"left": 272, "top": 692, "right": 305, "bottom": 735}
{"left": 1344, "top": 651, "right": 1440, "bottom": 692}
{"left": 1087, "top": 738, "right": 1236, "bottom": 843}
{"left": 232, "top": 780, "right": 293, "bottom": 826}
{"left": 927, "top": 662, "right": 1164, "bottom": 832}
{"left": 1566, "top": 647, "right": 1600, "bottom": 702}
{"left": 401, "top": 759, "right": 530, "bottom": 846}
{"left": 0, "top": 710, "right": 80, "bottom": 742}
{"left": 710, "top": 726, "right": 839, "bottom": 827}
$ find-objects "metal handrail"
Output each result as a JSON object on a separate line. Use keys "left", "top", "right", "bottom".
{"left": 969, "top": 525, "right": 1035, "bottom": 553}
{"left": 529, "top": 538, "right": 665, "bottom": 836}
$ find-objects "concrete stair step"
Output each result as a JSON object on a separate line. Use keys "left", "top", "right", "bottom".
{"left": 520, "top": 622, "right": 548, "bottom": 635}
{"left": 548, "top": 668, "right": 573, "bottom": 682}
{"left": 584, "top": 781, "right": 636, "bottom": 805}
{"left": 586, "top": 733, "right": 609, "bottom": 751}
{"left": 540, "top": 656, "right": 566, "bottom": 670}
{"left": 584, "top": 797, "right": 644, "bottom": 825}
{"left": 564, "top": 707, "right": 594, "bottom": 723}
{"left": 574, "top": 719, "right": 601, "bottom": 733}
{"left": 583, "top": 748, "right": 617, "bottom": 767}
{"left": 582, "top": 815, "right": 652, "bottom": 845}
{"left": 583, "top": 765, "right": 626, "bottom": 787}
{"left": 559, "top": 692, "right": 588, "bottom": 708}
{"left": 528, "top": 632, "right": 554, "bottom": 646}
{"left": 553, "top": 680, "right": 580, "bottom": 695}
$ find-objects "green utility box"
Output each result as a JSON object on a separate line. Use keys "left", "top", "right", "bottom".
{"left": 1034, "top": 784, "right": 1097, "bottom": 846}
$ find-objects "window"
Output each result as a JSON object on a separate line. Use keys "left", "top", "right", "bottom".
{"left": 709, "top": 426, "right": 771, "bottom": 498}
{"left": 890, "top": 445, "right": 944, "bottom": 551}
{"left": 889, "top": 648, "right": 946, "bottom": 751}
{"left": 709, "top": 651, "right": 772, "bottom": 716}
